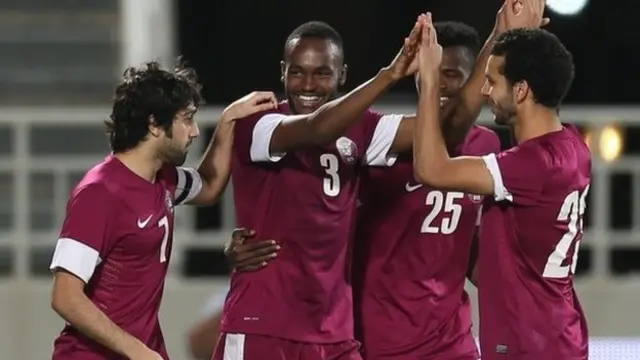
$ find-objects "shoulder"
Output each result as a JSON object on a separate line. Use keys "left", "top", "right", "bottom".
{"left": 463, "top": 125, "right": 501, "bottom": 155}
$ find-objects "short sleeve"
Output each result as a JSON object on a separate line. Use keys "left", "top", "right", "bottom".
{"left": 362, "top": 113, "right": 403, "bottom": 167}
{"left": 234, "top": 111, "right": 287, "bottom": 163}
{"left": 50, "top": 184, "right": 115, "bottom": 283}
{"left": 481, "top": 145, "right": 547, "bottom": 205}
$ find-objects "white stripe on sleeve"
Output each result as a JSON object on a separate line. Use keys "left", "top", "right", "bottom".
{"left": 49, "top": 238, "right": 102, "bottom": 283}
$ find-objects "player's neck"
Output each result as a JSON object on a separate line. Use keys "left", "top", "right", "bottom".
{"left": 114, "top": 148, "right": 162, "bottom": 183}
{"left": 513, "top": 106, "right": 562, "bottom": 144}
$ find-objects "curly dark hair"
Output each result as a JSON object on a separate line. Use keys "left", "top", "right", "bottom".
{"left": 435, "top": 21, "right": 480, "bottom": 58}
{"left": 105, "top": 59, "right": 204, "bottom": 153}
{"left": 492, "top": 28, "right": 574, "bottom": 108}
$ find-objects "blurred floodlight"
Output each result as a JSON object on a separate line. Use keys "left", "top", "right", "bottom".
{"left": 546, "top": 0, "right": 588, "bottom": 16}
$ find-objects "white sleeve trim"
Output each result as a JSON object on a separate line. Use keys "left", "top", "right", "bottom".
{"left": 482, "top": 153, "right": 513, "bottom": 202}
{"left": 250, "top": 113, "right": 287, "bottom": 162}
{"left": 175, "top": 167, "right": 203, "bottom": 205}
{"left": 49, "top": 238, "right": 102, "bottom": 283}
{"left": 364, "top": 114, "right": 403, "bottom": 167}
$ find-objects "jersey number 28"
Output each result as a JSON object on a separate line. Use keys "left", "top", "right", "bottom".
{"left": 543, "top": 185, "right": 589, "bottom": 278}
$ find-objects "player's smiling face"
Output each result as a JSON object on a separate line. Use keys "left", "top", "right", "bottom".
{"left": 281, "top": 37, "right": 346, "bottom": 114}
{"left": 161, "top": 104, "right": 199, "bottom": 166}
{"left": 415, "top": 45, "right": 472, "bottom": 107}
{"left": 482, "top": 55, "right": 517, "bottom": 126}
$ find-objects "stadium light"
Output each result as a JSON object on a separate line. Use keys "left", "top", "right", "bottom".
{"left": 546, "top": 0, "right": 589, "bottom": 16}
{"left": 599, "top": 125, "right": 623, "bottom": 163}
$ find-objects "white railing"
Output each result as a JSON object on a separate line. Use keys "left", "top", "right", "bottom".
{"left": 0, "top": 104, "right": 637, "bottom": 279}
{"left": 1, "top": 104, "right": 639, "bottom": 359}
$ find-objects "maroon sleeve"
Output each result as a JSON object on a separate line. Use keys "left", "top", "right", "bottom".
{"left": 483, "top": 144, "right": 548, "bottom": 206}
{"left": 59, "top": 184, "right": 116, "bottom": 256}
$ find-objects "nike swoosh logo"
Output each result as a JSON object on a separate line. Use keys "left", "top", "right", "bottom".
{"left": 137, "top": 215, "right": 153, "bottom": 228}
{"left": 405, "top": 182, "right": 423, "bottom": 192}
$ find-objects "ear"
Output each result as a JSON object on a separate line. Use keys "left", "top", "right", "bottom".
{"left": 339, "top": 64, "right": 348, "bottom": 86}
{"left": 514, "top": 80, "right": 530, "bottom": 104}
{"left": 280, "top": 60, "right": 286, "bottom": 83}
{"left": 148, "top": 116, "right": 163, "bottom": 138}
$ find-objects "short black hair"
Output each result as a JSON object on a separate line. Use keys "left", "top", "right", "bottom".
{"left": 492, "top": 28, "right": 574, "bottom": 109}
{"left": 435, "top": 21, "right": 480, "bottom": 57}
{"left": 284, "top": 21, "right": 344, "bottom": 58}
{"left": 106, "top": 60, "right": 203, "bottom": 153}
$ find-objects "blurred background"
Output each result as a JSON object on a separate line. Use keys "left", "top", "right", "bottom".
{"left": 0, "top": 0, "right": 638, "bottom": 358}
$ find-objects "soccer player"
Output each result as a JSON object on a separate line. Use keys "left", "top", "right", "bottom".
{"left": 214, "top": 19, "right": 424, "bottom": 360}
{"left": 48, "top": 61, "right": 278, "bottom": 360}
{"left": 351, "top": 21, "right": 499, "bottom": 360}
{"left": 415, "top": 13, "right": 589, "bottom": 360}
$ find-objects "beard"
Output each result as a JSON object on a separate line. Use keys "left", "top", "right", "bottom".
{"left": 491, "top": 99, "right": 517, "bottom": 126}
{"left": 161, "top": 138, "right": 189, "bottom": 166}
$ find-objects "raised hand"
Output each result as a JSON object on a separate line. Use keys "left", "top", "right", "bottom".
{"left": 417, "top": 13, "right": 442, "bottom": 85}
{"left": 221, "top": 91, "right": 279, "bottom": 122}
{"left": 385, "top": 15, "right": 424, "bottom": 81}
{"left": 495, "top": 0, "right": 549, "bottom": 34}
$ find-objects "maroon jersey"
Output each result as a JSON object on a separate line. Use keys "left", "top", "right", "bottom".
{"left": 478, "top": 125, "right": 590, "bottom": 360}
{"left": 49, "top": 155, "right": 202, "bottom": 360}
{"left": 223, "top": 102, "right": 402, "bottom": 343}
{"left": 353, "top": 126, "right": 500, "bottom": 359}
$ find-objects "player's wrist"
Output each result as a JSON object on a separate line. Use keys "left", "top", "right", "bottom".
{"left": 377, "top": 67, "right": 400, "bottom": 84}
{"left": 121, "top": 338, "right": 151, "bottom": 358}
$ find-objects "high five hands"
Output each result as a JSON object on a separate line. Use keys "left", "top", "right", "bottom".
{"left": 495, "top": 0, "right": 550, "bottom": 34}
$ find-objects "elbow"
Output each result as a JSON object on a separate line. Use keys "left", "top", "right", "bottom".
{"left": 413, "top": 166, "right": 439, "bottom": 187}
{"left": 51, "top": 287, "right": 71, "bottom": 317}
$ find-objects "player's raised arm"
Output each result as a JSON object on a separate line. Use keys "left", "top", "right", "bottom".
{"left": 50, "top": 185, "right": 159, "bottom": 359}
{"left": 263, "top": 18, "right": 423, "bottom": 156}
{"left": 412, "top": 14, "right": 496, "bottom": 195}
{"left": 184, "top": 92, "right": 279, "bottom": 206}
{"left": 389, "top": 0, "right": 549, "bottom": 154}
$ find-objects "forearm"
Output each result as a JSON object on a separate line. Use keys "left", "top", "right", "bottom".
{"left": 306, "top": 68, "right": 397, "bottom": 143}
{"left": 196, "top": 117, "right": 235, "bottom": 204}
{"left": 53, "top": 294, "right": 145, "bottom": 357}
{"left": 441, "top": 31, "right": 498, "bottom": 146}
{"left": 414, "top": 79, "right": 448, "bottom": 182}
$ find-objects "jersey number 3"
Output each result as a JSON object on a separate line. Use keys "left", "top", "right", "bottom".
{"left": 320, "top": 154, "right": 340, "bottom": 197}
{"left": 543, "top": 185, "right": 590, "bottom": 278}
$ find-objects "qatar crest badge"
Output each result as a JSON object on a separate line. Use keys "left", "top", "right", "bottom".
{"left": 165, "top": 190, "right": 174, "bottom": 213}
{"left": 335, "top": 136, "right": 357, "bottom": 164}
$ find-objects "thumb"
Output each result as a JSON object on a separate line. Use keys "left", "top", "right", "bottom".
{"left": 540, "top": 17, "right": 550, "bottom": 27}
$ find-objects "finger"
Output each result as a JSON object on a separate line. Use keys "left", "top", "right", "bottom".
{"left": 506, "top": 0, "right": 517, "bottom": 15}
{"left": 540, "top": 17, "right": 550, "bottom": 26}
{"left": 251, "top": 91, "right": 277, "bottom": 104}
{"left": 253, "top": 102, "right": 278, "bottom": 112}
{"left": 236, "top": 262, "right": 268, "bottom": 272}
{"left": 231, "top": 228, "right": 256, "bottom": 241}
{"left": 237, "top": 253, "right": 278, "bottom": 268}
{"left": 239, "top": 240, "right": 279, "bottom": 252}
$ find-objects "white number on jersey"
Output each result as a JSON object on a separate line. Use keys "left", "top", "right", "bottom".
{"left": 158, "top": 215, "right": 170, "bottom": 263}
{"left": 543, "top": 185, "right": 590, "bottom": 278}
{"left": 320, "top": 154, "right": 340, "bottom": 197}
{"left": 421, "top": 191, "right": 464, "bottom": 235}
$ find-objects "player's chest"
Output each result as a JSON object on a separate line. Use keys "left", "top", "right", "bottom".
{"left": 114, "top": 187, "right": 175, "bottom": 258}
{"left": 284, "top": 136, "right": 363, "bottom": 193}
{"left": 365, "top": 161, "right": 483, "bottom": 229}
